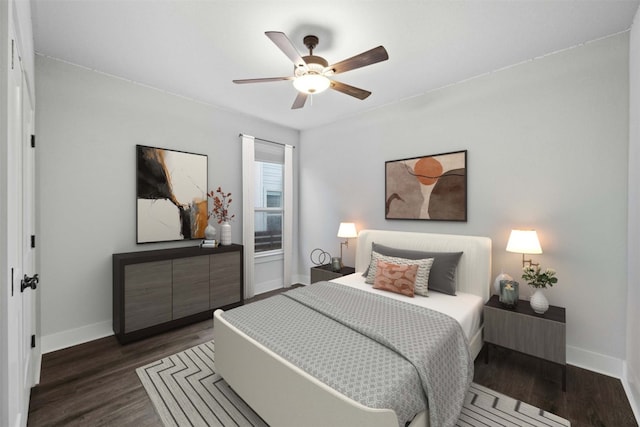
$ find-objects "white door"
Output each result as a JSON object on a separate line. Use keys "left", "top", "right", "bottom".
{"left": 4, "top": 27, "right": 34, "bottom": 427}
{"left": 7, "top": 28, "right": 25, "bottom": 427}
{"left": 21, "top": 68, "right": 38, "bottom": 401}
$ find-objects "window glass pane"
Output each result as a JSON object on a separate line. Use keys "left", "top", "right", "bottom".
{"left": 254, "top": 161, "right": 283, "bottom": 209}
{"left": 266, "top": 191, "right": 281, "bottom": 208}
{"left": 255, "top": 211, "right": 282, "bottom": 252}
{"left": 254, "top": 160, "right": 284, "bottom": 252}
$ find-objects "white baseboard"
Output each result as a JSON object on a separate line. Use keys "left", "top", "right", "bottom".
{"left": 254, "top": 279, "right": 284, "bottom": 296}
{"left": 254, "top": 274, "right": 310, "bottom": 295}
{"left": 623, "top": 362, "right": 640, "bottom": 423}
{"left": 292, "top": 274, "right": 308, "bottom": 285}
{"left": 33, "top": 346, "right": 42, "bottom": 385}
{"left": 567, "top": 345, "right": 624, "bottom": 378}
{"left": 41, "top": 320, "right": 113, "bottom": 354}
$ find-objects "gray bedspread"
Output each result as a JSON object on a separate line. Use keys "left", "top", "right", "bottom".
{"left": 221, "top": 282, "right": 473, "bottom": 427}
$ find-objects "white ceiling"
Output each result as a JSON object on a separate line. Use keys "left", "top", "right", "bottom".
{"left": 31, "top": 0, "right": 639, "bottom": 131}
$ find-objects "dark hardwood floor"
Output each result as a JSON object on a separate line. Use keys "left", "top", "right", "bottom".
{"left": 474, "top": 346, "right": 637, "bottom": 427}
{"left": 28, "top": 287, "right": 637, "bottom": 426}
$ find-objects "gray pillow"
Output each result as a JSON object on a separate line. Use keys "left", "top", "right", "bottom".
{"left": 363, "top": 242, "right": 463, "bottom": 296}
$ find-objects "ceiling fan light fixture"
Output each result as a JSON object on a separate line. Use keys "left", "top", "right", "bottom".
{"left": 233, "top": 32, "right": 389, "bottom": 109}
{"left": 293, "top": 73, "right": 330, "bottom": 95}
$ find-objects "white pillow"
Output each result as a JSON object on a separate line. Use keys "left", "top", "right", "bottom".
{"left": 365, "top": 251, "right": 434, "bottom": 296}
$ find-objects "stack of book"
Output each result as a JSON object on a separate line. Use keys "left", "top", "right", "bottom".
{"left": 201, "top": 239, "right": 217, "bottom": 248}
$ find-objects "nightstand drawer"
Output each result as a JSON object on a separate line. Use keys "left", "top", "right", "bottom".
{"left": 485, "top": 305, "right": 566, "bottom": 364}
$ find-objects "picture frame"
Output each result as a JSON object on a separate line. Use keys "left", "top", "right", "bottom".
{"left": 385, "top": 150, "right": 467, "bottom": 221}
{"left": 136, "top": 145, "right": 208, "bottom": 243}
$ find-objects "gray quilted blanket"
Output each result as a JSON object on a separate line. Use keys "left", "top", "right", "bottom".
{"left": 222, "top": 282, "right": 472, "bottom": 427}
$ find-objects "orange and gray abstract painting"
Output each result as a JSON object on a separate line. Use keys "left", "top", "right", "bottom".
{"left": 385, "top": 150, "right": 466, "bottom": 221}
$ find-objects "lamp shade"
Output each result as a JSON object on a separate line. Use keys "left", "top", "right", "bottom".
{"left": 506, "top": 229, "right": 543, "bottom": 254}
{"left": 337, "top": 222, "right": 358, "bottom": 239}
{"left": 293, "top": 74, "right": 331, "bottom": 94}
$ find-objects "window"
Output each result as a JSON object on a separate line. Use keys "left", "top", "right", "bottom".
{"left": 242, "top": 134, "right": 293, "bottom": 295}
{"left": 254, "top": 161, "right": 283, "bottom": 253}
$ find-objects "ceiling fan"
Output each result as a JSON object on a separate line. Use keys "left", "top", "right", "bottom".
{"left": 233, "top": 31, "right": 389, "bottom": 109}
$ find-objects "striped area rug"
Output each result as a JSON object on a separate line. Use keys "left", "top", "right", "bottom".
{"left": 461, "top": 383, "right": 570, "bottom": 426}
{"left": 137, "top": 341, "right": 570, "bottom": 427}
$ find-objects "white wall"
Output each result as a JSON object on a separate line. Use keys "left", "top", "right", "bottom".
{"left": 35, "top": 55, "right": 299, "bottom": 352}
{"left": 626, "top": 6, "right": 640, "bottom": 420}
{"left": 254, "top": 253, "right": 285, "bottom": 295}
{"left": 11, "top": 0, "right": 34, "bottom": 101}
{"left": 299, "top": 34, "right": 629, "bottom": 376}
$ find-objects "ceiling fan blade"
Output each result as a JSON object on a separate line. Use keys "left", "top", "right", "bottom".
{"left": 291, "top": 92, "right": 308, "bottom": 109}
{"left": 330, "top": 80, "right": 371, "bottom": 100}
{"left": 265, "top": 31, "right": 307, "bottom": 69}
{"left": 327, "top": 46, "right": 389, "bottom": 74}
{"left": 233, "top": 77, "right": 294, "bottom": 84}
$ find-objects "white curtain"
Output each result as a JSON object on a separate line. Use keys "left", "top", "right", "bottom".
{"left": 283, "top": 145, "right": 293, "bottom": 287}
{"left": 241, "top": 134, "right": 255, "bottom": 299}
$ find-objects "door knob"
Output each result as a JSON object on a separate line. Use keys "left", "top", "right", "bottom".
{"left": 21, "top": 274, "right": 38, "bottom": 292}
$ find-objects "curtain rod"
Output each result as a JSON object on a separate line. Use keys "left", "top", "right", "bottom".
{"left": 238, "top": 133, "right": 295, "bottom": 149}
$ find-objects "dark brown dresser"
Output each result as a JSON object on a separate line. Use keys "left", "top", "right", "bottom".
{"left": 113, "top": 244, "right": 243, "bottom": 343}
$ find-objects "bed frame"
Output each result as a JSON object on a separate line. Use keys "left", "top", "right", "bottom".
{"left": 214, "top": 230, "right": 492, "bottom": 427}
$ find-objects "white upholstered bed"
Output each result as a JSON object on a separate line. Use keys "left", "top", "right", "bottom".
{"left": 213, "top": 229, "right": 492, "bottom": 427}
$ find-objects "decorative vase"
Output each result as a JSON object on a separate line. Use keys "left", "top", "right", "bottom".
{"left": 530, "top": 288, "right": 549, "bottom": 314}
{"left": 220, "top": 221, "right": 232, "bottom": 245}
{"left": 204, "top": 223, "right": 217, "bottom": 240}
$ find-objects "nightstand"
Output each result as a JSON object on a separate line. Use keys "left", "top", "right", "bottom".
{"left": 310, "top": 264, "right": 356, "bottom": 283}
{"left": 484, "top": 294, "right": 566, "bottom": 391}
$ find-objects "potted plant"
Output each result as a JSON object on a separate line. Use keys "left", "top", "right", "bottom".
{"left": 208, "top": 187, "right": 235, "bottom": 245}
{"left": 521, "top": 265, "right": 558, "bottom": 314}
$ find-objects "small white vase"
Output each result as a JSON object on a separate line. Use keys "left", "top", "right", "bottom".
{"left": 530, "top": 288, "right": 549, "bottom": 314}
{"left": 220, "top": 221, "right": 232, "bottom": 245}
{"left": 204, "top": 223, "right": 216, "bottom": 240}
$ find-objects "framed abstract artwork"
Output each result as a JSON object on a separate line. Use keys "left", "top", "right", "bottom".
{"left": 136, "top": 145, "right": 208, "bottom": 243}
{"left": 385, "top": 150, "right": 467, "bottom": 221}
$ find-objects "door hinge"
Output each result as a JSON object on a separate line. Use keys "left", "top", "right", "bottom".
{"left": 31, "top": 134, "right": 35, "bottom": 148}
{"left": 11, "top": 39, "right": 14, "bottom": 70}
{"left": 31, "top": 235, "right": 36, "bottom": 248}
{"left": 31, "top": 335, "right": 36, "bottom": 349}
{"left": 11, "top": 267, "right": 14, "bottom": 297}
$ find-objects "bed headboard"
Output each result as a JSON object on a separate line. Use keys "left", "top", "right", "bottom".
{"left": 355, "top": 229, "right": 492, "bottom": 302}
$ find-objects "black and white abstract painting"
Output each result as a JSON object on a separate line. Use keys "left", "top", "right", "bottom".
{"left": 136, "top": 145, "right": 208, "bottom": 243}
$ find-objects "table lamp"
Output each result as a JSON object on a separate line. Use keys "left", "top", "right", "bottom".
{"left": 506, "top": 229, "right": 542, "bottom": 268}
{"left": 337, "top": 222, "right": 358, "bottom": 268}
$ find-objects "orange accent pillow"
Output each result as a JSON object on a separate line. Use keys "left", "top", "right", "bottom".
{"left": 372, "top": 260, "right": 418, "bottom": 297}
